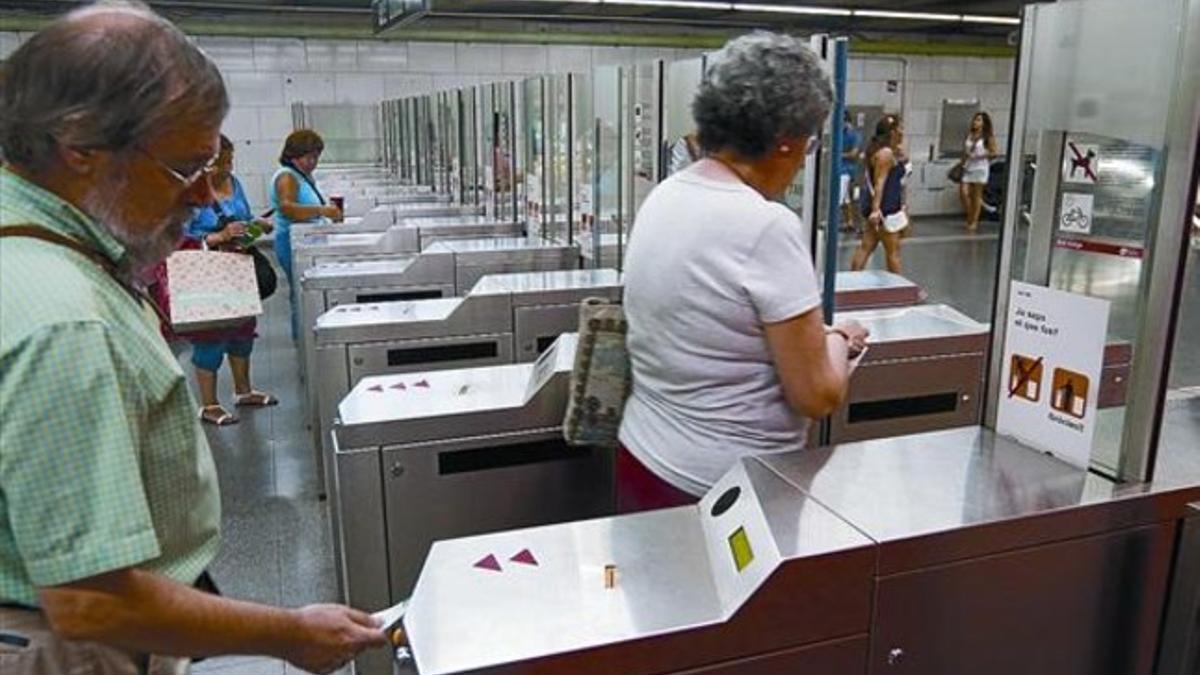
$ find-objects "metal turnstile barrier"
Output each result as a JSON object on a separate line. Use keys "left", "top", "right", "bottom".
{"left": 828, "top": 304, "right": 990, "bottom": 443}
{"left": 379, "top": 426, "right": 1199, "bottom": 675}
{"left": 313, "top": 268, "right": 617, "bottom": 463}
{"left": 334, "top": 334, "right": 618, "bottom": 675}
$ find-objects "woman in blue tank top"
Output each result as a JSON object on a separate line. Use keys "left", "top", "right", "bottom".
{"left": 269, "top": 129, "right": 342, "bottom": 338}
{"left": 850, "top": 114, "right": 910, "bottom": 274}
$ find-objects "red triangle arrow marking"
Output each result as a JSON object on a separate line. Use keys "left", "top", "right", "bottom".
{"left": 367, "top": 385, "right": 384, "bottom": 393}
{"left": 473, "top": 554, "right": 502, "bottom": 572}
{"left": 412, "top": 380, "right": 430, "bottom": 389}
{"left": 509, "top": 549, "right": 538, "bottom": 566}
{"left": 390, "top": 382, "right": 407, "bottom": 390}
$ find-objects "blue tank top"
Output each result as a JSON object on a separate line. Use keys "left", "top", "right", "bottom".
{"left": 861, "top": 153, "right": 907, "bottom": 216}
{"left": 269, "top": 165, "right": 324, "bottom": 233}
{"left": 185, "top": 175, "right": 253, "bottom": 242}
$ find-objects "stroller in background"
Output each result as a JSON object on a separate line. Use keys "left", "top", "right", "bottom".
{"left": 981, "top": 157, "right": 1008, "bottom": 222}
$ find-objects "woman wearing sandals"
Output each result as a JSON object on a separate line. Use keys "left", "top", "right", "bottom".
{"left": 958, "top": 111, "right": 998, "bottom": 232}
{"left": 185, "top": 135, "right": 278, "bottom": 426}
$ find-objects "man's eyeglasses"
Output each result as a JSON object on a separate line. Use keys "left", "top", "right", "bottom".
{"left": 137, "top": 146, "right": 219, "bottom": 187}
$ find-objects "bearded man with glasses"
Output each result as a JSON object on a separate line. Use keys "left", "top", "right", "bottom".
{"left": 0, "top": 1, "right": 385, "bottom": 672}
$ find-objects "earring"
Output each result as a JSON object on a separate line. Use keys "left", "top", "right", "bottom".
{"left": 779, "top": 145, "right": 791, "bottom": 153}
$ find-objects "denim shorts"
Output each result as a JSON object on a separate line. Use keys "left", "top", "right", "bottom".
{"left": 190, "top": 338, "right": 254, "bottom": 372}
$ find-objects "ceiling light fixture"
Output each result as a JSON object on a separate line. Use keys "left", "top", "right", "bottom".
{"left": 603, "top": 0, "right": 735, "bottom": 9}
{"left": 530, "top": 2, "right": 1019, "bottom": 24}
{"left": 851, "top": 9, "right": 961, "bottom": 21}
{"left": 731, "top": 3, "right": 852, "bottom": 16}
{"left": 961, "top": 14, "right": 1022, "bottom": 25}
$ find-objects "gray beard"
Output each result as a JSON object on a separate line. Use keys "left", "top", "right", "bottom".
{"left": 81, "top": 177, "right": 192, "bottom": 271}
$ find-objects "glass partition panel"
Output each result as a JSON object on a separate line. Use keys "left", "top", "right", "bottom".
{"left": 626, "top": 61, "right": 662, "bottom": 229}
{"left": 432, "top": 92, "right": 448, "bottom": 194}
{"left": 571, "top": 72, "right": 595, "bottom": 258}
{"left": 461, "top": 88, "right": 480, "bottom": 206}
{"left": 495, "top": 82, "right": 518, "bottom": 222}
{"left": 303, "top": 104, "right": 381, "bottom": 164}
{"left": 546, "top": 74, "right": 572, "bottom": 246}
{"left": 400, "top": 99, "right": 416, "bottom": 185}
{"left": 379, "top": 101, "right": 392, "bottom": 175}
{"left": 521, "top": 78, "right": 547, "bottom": 235}
{"left": 479, "top": 85, "right": 496, "bottom": 215}
{"left": 662, "top": 57, "right": 704, "bottom": 178}
{"left": 594, "top": 66, "right": 623, "bottom": 270}
{"left": 1160, "top": 176, "right": 1200, "bottom": 474}
{"left": 416, "top": 97, "right": 433, "bottom": 188}
{"left": 446, "top": 92, "right": 463, "bottom": 201}
{"left": 993, "top": 0, "right": 1197, "bottom": 480}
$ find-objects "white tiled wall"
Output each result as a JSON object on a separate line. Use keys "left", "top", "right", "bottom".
{"left": 847, "top": 55, "right": 1015, "bottom": 215}
{"left": 1, "top": 30, "right": 1012, "bottom": 215}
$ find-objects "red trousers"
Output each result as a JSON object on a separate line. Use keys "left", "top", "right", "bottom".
{"left": 616, "top": 444, "right": 699, "bottom": 514}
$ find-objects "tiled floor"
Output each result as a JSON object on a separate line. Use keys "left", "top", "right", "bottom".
{"left": 188, "top": 217, "right": 1200, "bottom": 673}
{"left": 187, "top": 281, "right": 340, "bottom": 675}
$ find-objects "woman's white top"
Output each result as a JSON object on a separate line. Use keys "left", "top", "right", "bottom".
{"left": 963, "top": 136, "right": 991, "bottom": 182}
{"left": 618, "top": 159, "right": 822, "bottom": 496}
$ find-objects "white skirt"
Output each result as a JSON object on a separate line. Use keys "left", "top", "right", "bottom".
{"left": 963, "top": 164, "right": 989, "bottom": 184}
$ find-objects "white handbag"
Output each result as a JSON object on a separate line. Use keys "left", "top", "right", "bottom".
{"left": 865, "top": 161, "right": 910, "bottom": 234}
{"left": 883, "top": 210, "right": 909, "bottom": 233}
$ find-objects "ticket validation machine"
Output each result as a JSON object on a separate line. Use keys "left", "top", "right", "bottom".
{"left": 374, "top": 2, "right": 1200, "bottom": 674}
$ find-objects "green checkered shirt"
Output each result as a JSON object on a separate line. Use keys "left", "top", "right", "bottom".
{"left": 0, "top": 168, "right": 221, "bottom": 607}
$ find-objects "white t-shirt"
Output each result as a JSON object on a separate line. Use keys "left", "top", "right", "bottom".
{"left": 618, "top": 159, "right": 822, "bottom": 496}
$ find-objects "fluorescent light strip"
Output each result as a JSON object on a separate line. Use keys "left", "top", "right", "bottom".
{"left": 962, "top": 14, "right": 1021, "bottom": 25}
{"left": 732, "top": 3, "right": 852, "bottom": 16}
{"left": 851, "top": 9, "right": 960, "bottom": 21}
{"left": 603, "top": 0, "right": 735, "bottom": 9}
{"left": 529, "top": 1, "right": 1019, "bottom": 24}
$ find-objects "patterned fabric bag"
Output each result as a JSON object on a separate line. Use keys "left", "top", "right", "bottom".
{"left": 165, "top": 249, "right": 263, "bottom": 332}
{"left": 563, "top": 297, "right": 632, "bottom": 447}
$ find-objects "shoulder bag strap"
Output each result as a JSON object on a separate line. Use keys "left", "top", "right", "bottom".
{"left": 0, "top": 224, "right": 171, "bottom": 327}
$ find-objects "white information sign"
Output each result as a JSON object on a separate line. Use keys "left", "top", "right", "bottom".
{"left": 1059, "top": 192, "right": 1095, "bottom": 234}
{"left": 996, "top": 281, "right": 1111, "bottom": 469}
{"left": 1062, "top": 138, "right": 1100, "bottom": 184}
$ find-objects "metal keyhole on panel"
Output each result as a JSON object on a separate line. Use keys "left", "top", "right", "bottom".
{"left": 391, "top": 463, "right": 405, "bottom": 478}
{"left": 887, "top": 647, "right": 905, "bottom": 666}
{"left": 353, "top": 357, "right": 364, "bottom": 366}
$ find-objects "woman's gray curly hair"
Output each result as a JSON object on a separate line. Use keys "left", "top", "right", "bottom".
{"left": 693, "top": 32, "right": 833, "bottom": 160}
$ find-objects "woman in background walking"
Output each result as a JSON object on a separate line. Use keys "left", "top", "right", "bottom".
{"left": 958, "top": 111, "right": 998, "bottom": 232}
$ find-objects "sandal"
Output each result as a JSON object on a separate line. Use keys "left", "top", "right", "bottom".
{"left": 199, "top": 405, "right": 238, "bottom": 426}
{"left": 234, "top": 391, "right": 279, "bottom": 408}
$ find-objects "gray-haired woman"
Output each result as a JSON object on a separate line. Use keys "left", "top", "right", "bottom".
{"left": 618, "top": 32, "right": 868, "bottom": 512}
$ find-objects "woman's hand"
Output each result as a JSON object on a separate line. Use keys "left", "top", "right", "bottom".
{"left": 831, "top": 320, "right": 869, "bottom": 357}
{"left": 868, "top": 209, "right": 883, "bottom": 226}
{"left": 224, "top": 222, "right": 247, "bottom": 240}
{"left": 322, "top": 204, "right": 344, "bottom": 222}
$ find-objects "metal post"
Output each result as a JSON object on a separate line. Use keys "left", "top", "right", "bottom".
{"left": 822, "top": 38, "right": 848, "bottom": 326}
{"left": 985, "top": 8, "right": 1036, "bottom": 427}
